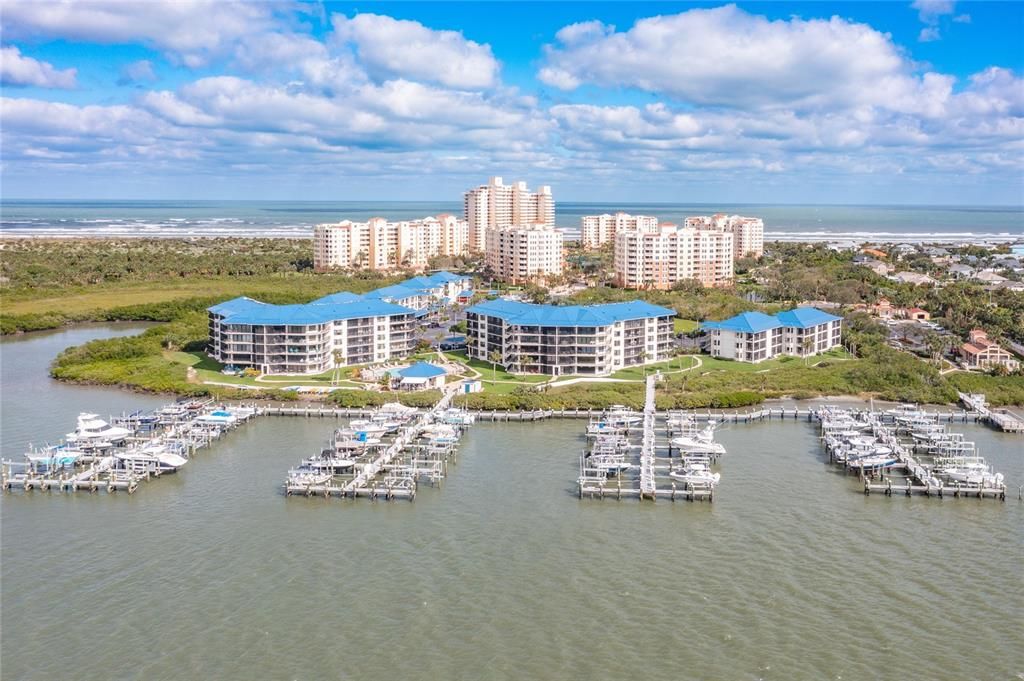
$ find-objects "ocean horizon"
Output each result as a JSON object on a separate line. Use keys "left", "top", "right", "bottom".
{"left": 2, "top": 199, "right": 1022, "bottom": 243}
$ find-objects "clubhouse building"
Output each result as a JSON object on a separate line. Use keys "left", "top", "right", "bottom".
{"left": 465, "top": 299, "right": 675, "bottom": 376}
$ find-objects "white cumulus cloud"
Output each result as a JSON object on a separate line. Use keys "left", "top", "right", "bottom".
{"left": 0, "top": 46, "right": 77, "bottom": 88}
{"left": 331, "top": 13, "right": 500, "bottom": 89}
{"left": 538, "top": 5, "right": 951, "bottom": 113}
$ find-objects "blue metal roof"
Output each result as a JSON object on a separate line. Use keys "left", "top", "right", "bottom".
{"left": 701, "top": 311, "right": 781, "bottom": 333}
{"left": 466, "top": 299, "right": 675, "bottom": 327}
{"left": 425, "top": 271, "right": 469, "bottom": 284}
{"left": 363, "top": 284, "right": 428, "bottom": 301}
{"left": 457, "top": 289, "right": 474, "bottom": 298}
{"left": 702, "top": 307, "right": 841, "bottom": 334}
{"left": 774, "top": 307, "right": 843, "bottom": 329}
{"left": 310, "top": 291, "right": 364, "bottom": 305}
{"left": 209, "top": 271, "right": 467, "bottom": 326}
{"left": 211, "top": 297, "right": 411, "bottom": 325}
{"left": 390, "top": 361, "right": 446, "bottom": 378}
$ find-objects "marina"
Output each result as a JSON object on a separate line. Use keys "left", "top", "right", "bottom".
{"left": 3, "top": 325, "right": 1023, "bottom": 680}
{"left": 2, "top": 400, "right": 257, "bottom": 494}
{"left": 815, "top": 404, "right": 1009, "bottom": 500}
{"left": 576, "top": 375, "right": 724, "bottom": 501}
{"left": 282, "top": 391, "right": 473, "bottom": 499}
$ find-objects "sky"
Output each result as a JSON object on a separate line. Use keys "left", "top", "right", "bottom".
{"left": 0, "top": 1, "right": 1022, "bottom": 204}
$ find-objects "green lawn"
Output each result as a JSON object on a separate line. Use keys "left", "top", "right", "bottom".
{"left": 164, "top": 351, "right": 364, "bottom": 388}
{"left": 442, "top": 350, "right": 548, "bottom": 383}
{"left": 609, "top": 355, "right": 697, "bottom": 380}
{"left": 674, "top": 318, "right": 700, "bottom": 333}
{"left": 695, "top": 347, "right": 853, "bottom": 374}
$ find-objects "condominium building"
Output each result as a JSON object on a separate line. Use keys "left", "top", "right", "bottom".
{"left": 614, "top": 223, "right": 734, "bottom": 289}
{"left": 701, "top": 307, "right": 843, "bottom": 363}
{"left": 207, "top": 271, "right": 470, "bottom": 374}
{"left": 313, "top": 214, "right": 469, "bottom": 272}
{"left": 485, "top": 224, "right": 564, "bottom": 284}
{"left": 463, "top": 177, "right": 554, "bottom": 251}
{"left": 684, "top": 214, "right": 764, "bottom": 259}
{"left": 207, "top": 298, "right": 414, "bottom": 375}
{"left": 466, "top": 299, "right": 675, "bottom": 376}
{"left": 581, "top": 213, "right": 659, "bottom": 249}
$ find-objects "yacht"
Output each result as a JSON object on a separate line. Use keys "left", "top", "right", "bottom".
{"left": 66, "top": 413, "right": 132, "bottom": 446}
{"left": 116, "top": 442, "right": 188, "bottom": 472}
{"left": 670, "top": 424, "right": 726, "bottom": 457}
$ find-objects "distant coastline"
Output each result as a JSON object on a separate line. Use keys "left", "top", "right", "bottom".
{"left": 1, "top": 199, "right": 1022, "bottom": 244}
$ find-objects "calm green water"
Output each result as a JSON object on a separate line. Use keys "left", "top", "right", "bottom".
{"left": 2, "top": 326, "right": 1023, "bottom": 680}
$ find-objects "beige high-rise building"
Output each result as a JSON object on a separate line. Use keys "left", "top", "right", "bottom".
{"left": 485, "top": 224, "right": 564, "bottom": 284}
{"left": 614, "top": 223, "right": 734, "bottom": 289}
{"left": 684, "top": 214, "right": 764, "bottom": 259}
{"left": 313, "top": 215, "right": 468, "bottom": 272}
{"left": 463, "top": 177, "right": 554, "bottom": 252}
{"left": 580, "top": 212, "right": 659, "bottom": 249}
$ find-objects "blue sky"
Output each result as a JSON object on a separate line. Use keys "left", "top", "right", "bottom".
{"left": 1, "top": 1, "right": 1022, "bottom": 204}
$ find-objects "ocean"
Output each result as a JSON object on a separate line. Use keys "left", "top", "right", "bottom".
{"left": 1, "top": 199, "right": 1022, "bottom": 243}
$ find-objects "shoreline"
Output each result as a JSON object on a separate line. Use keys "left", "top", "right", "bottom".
{"left": 2, "top": 232, "right": 1022, "bottom": 245}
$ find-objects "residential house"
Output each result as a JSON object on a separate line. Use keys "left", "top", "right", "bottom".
{"left": 959, "top": 329, "right": 1020, "bottom": 372}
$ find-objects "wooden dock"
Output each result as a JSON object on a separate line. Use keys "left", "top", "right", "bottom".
{"left": 578, "top": 374, "right": 716, "bottom": 502}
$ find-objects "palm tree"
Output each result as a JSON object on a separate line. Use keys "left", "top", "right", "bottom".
{"left": 522, "top": 355, "right": 536, "bottom": 374}
{"left": 488, "top": 349, "right": 503, "bottom": 382}
{"left": 923, "top": 330, "right": 952, "bottom": 367}
{"left": 801, "top": 336, "right": 815, "bottom": 366}
{"left": 331, "top": 350, "right": 346, "bottom": 386}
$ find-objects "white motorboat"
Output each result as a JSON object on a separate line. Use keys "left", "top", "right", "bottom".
{"left": 195, "top": 409, "right": 238, "bottom": 426}
{"left": 439, "top": 408, "right": 475, "bottom": 426}
{"left": 669, "top": 460, "right": 721, "bottom": 487}
{"left": 334, "top": 429, "right": 381, "bottom": 446}
{"left": 303, "top": 453, "right": 355, "bottom": 472}
{"left": 845, "top": 446, "right": 899, "bottom": 469}
{"left": 586, "top": 420, "right": 625, "bottom": 436}
{"left": 66, "top": 413, "right": 131, "bottom": 446}
{"left": 25, "top": 444, "right": 84, "bottom": 471}
{"left": 670, "top": 425, "right": 726, "bottom": 457}
{"left": 603, "top": 405, "right": 642, "bottom": 426}
{"left": 287, "top": 467, "right": 333, "bottom": 486}
{"left": 588, "top": 454, "right": 631, "bottom": 476}
{"left": 347, "top": 419, "right": 389, "bottom": 436}
{"left": 116, "top": 444, "right": 188, "bottom": 472}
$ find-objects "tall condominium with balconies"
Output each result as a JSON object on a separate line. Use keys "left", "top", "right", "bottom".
{"left": 614, "top": 223, "right": 734, "bottom": 289}
{"left": 313, "top": 214, "right": 468, "bottom": 272}
{"left": 485, "top": 224, "right": 564, "bottom": 284}
{"left": 580, "top": 212, "right": 659, "bottom": 249}
{"left": 463, "top": 176, "right": 554, "bottom": 252}
{"left": 465, "top": 299, "right": 675, "bottom": 376}
{"left": 684, "top": 214, "right": 764, "bottom": 259}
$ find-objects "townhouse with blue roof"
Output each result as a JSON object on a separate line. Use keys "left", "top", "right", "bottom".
{"left": 465, "top": 299, "right": 675, "bottom": 376}
{"left": 701, "top": 307, "right": 843, "bottom": 363}
{"left": 206, "top": 271, "right": 471, "bottom": 375}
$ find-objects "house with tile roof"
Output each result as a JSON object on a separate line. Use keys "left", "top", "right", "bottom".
{"left": 959, "top": 329, "right": 1020, "bottom": 372}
